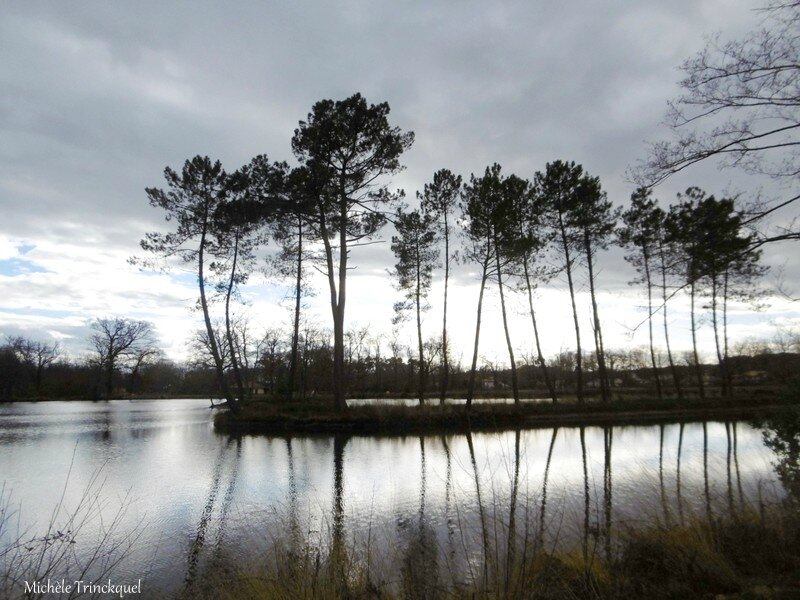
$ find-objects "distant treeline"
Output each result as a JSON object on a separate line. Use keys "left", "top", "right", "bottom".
{"left": 1, "top": 322, "right": 799, "bottom": 402}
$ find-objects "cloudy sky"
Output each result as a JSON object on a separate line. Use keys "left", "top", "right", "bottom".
{"left": 1, "top": 0, "right": 798, "bottom": 365}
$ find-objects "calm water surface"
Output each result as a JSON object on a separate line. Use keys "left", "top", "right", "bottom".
{"left": 0, "top": 399, "right": 788, "bottom": 596}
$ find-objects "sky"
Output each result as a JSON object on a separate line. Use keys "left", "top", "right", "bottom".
{"left": 1, "top": 0, "right": 798, "bottom": 365}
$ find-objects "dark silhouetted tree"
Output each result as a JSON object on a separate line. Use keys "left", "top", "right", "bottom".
{"left": 619, "top": 187, "right": 666, "bottom": 400}
{"left": 250, "top": 160, "right": 311, "bottom": 401}
{"left": 461, "top": 164, "right": 529, "bottom": 405}
{"left": 139, "top": 156, "right": 240, "bottom": 412}
{"left": 514, "top": 183, "right": 558, "bottom": 403}
{"left": 90, "top": 317, "right": 158, "bottom": 398}
{"left": 291, "top": 93, "right": 414, "bottom": 410}
{"left": 666, "top": 189, "right": 764, "bottom": 399}
{"left": 696, "top": 195, "right": 763, "bottom": 397}
{"left": 391, "top": 207, "right": 439, "bottom": 405}
{"left": 573, "top": 173, "right": 618, "bottom": 402}
{"left": 536, "top": 160, "right": 587, "bottom": 402}
{"left": 8, "top": 337, "right": 61, "bottom": 396}
{"left": 655, "top": 209, "right": 685, "bottom": 399}
{"left": 493, "top": 171, "right": 536, "bottom": 404}
{"left": 210, "top": 166, "right": 272, "bottom": 406}
{"left": 666, "top": 190, "right": 709, "bottom": 398}
{"left": 419, "top": 169, "right": 462, "bottom": 404}
{"left": 461, "top": 169, "right": 497, "bottom": 408}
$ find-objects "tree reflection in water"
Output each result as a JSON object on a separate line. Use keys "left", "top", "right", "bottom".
{"left": 330, "top": 433, "right": 348, "bottom": 593}
{"left": 183, "top": 436, "right": 240, "bottom": 594}
{"left": 504, "top": 428, "right": 521, "bottom": 594}
{"left": 174, "top": 416, "right": 800, "bottom": 597}
{"left": 400, "top": 437, "right": 439, "bottom": 598}
{"left": 676, "top": 422, "right": 685, "bottom": 525}
{"left": 539, "top": 427, "right": 558, "bottom": 554}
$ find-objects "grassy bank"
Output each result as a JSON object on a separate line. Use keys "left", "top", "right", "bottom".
{"left": 184, "top": 502, "right": 800, "bottom": 600}
{"left": 214, "top": 391, "right": 795, "bottom": 435}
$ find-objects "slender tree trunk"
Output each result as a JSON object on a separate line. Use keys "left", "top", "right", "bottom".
{"left": 440, "top": 211, "right": 450, "bottom": 405}
{"left": 288, "top": 218, "right": 303, "bottom": 402}
{"left": 198, "top": 211, "right": 237, "bottom": 412}
{"left": 300, "top": 330, "right": 310, "bottom": 400}
{"left": 559, "top": 213, "right": 584, "bottom": 403}
{"left": 725, "top": 421, "right": 734, "bottom": 512}
{"left": 495, "top": 242, "right": 520, "bottom": 404}
{"left": 318, "top": 201, "right": 345, "bottom": 411}
{"left": 466, "top": 261, "right": 490, "bottom": 409}
{"left": 374, "top": 341, "right": 382, "bottom": 391}
{"left": 523, "top": 259, "right": 557, "bottom": 403}
{"left": 723, "top": 270, "right": 733, "bottom": 397}
{"left": 733, "top": 422, "right": 744, "bottom": 509}
{"left": 224, "top": 229, "right": 246, "bottom": 406}
{"left": 334, "top": 190, "right": 348, "bottom": 411}
{"left": 584, "top": 228, "right": 610, "bottom": 402}
{"left": 415, "top": 237, "right": 425, "bottom": 406}
{"left": 643, "top": 249, "right": 663, "bottom": 400}
{"left": 660, "top": 245, "right": 683, "bottom": 399}
{"left": 711, "top": 273, "right": 727, "bottom": 398}
{"left": 703, "top": 422, "right": 711, "bottom": 518}
{"left": 690, "top": 276, "right": 706, "bottom": 399}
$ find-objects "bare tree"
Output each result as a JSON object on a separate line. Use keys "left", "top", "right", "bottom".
{"left": 8, "top": 337, "right": 61, "bottom": 396}
{"left": 89, "top": 318, "right": 158, "bottom": 399}
{"left": 637, "top": 1, "right": 800, "bottom": 245}
{"left": 640, "top": 2, "right": 799, "bottom": 184}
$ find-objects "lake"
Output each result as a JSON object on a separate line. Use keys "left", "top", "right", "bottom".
{"left": 0, "top": 399, "right": 789, "bottom": 597}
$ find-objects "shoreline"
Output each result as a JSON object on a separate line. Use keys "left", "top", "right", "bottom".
{"left": 214, "top": 396, "right": 796, "bottom": 436}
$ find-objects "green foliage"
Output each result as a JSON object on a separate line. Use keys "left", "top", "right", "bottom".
{"left": 390, "top": 208, "right": 439, "bottom": 320}
{"left": 534, "top": 159, "right": 585, "bottom": 247}
{"left": 461, "top": 164, "right": 534, "bottom": 267}
{"left": 141, "top": 156, "right": 229, "bottom": 265}
{"left": 665, "top": 187, "right": 759, "bottom": 284}
{"left": 291, "top": 93, "right": 414, "bottom": 243}
{"left": 418, "top": 168, "right": 461, "bottom": 230}
{"left": 618, "top": 187, "right": 665, "bottom": 271}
